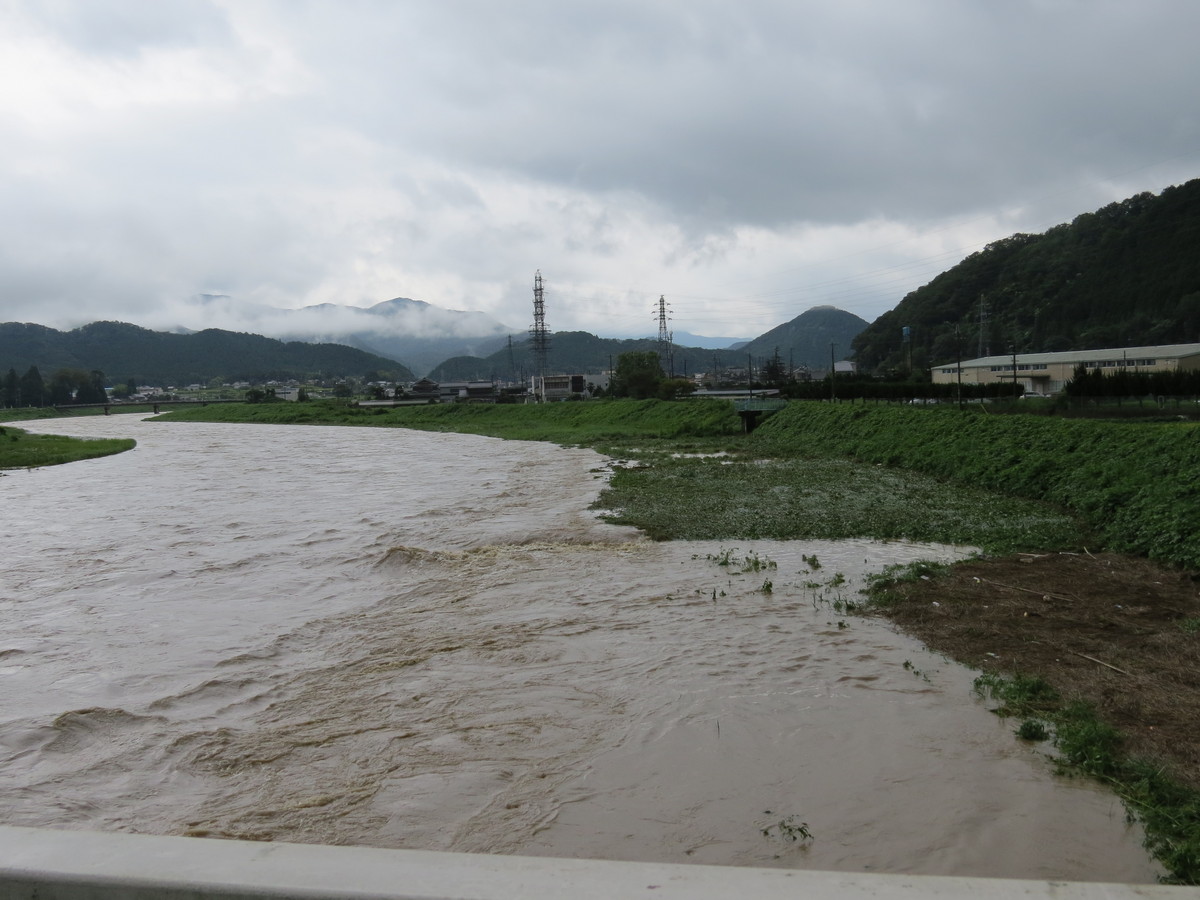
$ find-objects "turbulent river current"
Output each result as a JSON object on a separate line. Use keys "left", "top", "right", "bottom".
{"left": 2, "top": 416, "right": 1159, "bottom": 880}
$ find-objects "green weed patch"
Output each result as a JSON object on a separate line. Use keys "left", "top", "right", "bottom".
{"left": 595, "top": 455, "right": 1081, "bottom": 549}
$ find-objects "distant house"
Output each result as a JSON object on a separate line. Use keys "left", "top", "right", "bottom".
{"left": 531, "top": 374, "right": 585, "bottom": 401}
{"left": 931, "top": 342, "right": 1200, "bottom": 395}
{"left": 438, "top": 381, "right": 498, "bottom": 403}
{"left": 409, "top": 378, "right": 440, "bottom": 400}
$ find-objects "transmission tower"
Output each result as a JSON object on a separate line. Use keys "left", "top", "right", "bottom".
{"left": 655, "top": 295, "right": 674, "bottom": 376}
{"left": 530, "top": 270, "right": 550, "bottom": 399}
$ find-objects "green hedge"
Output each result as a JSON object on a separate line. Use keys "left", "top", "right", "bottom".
{"left": 750, "top": 403, "right": 1200, "bottom": 568}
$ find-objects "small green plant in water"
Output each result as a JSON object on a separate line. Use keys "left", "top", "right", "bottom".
{"left": 902, "top": 659, "right": 930, "bottom": 682}
{"left": 802, "top": 554, "right": 821, "bottom": 570}
{"left": 973, "top": 672, "right": 1059, "bottom": 717}
{"left": 704, "top": 548, "right": 777, "bottom": 574}
{"left": 761, "top": 814, "right": 813, "bottom": 844}
{"left": 760, "top": 578, "right": 773, "bottom": 594}
{"left": 1016, "top": 719, "right": 1050, "bottom": 741}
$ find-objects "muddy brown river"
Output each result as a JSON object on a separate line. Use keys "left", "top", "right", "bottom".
{"left": 1, "top": 416, "right": 1159, "bottom": 880}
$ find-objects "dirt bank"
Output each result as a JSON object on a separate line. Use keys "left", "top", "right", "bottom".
{"left": 870, "top": 552, "right": 1200, "bottom": 789}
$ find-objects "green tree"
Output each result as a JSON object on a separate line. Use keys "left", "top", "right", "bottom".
{"left": 47, "top": 368, "right": 107, "bottom": 404}
{"left": 3, "top": 368, "right": 18, "bottom": 407}
{"left": 611, "top": 351, "right": 664, "bottom": 399}
{"left": 762, "top": 347, "right": 788, "bottom": 387}
{"left": 19, "top": 366, "right": 44, "bottom": 406}
{"left": 657, "top": 377, "right": 696, "bottom": 400}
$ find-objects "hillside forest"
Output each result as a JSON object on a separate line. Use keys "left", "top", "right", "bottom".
{"left": 852, "top": 178, "right": 1200, "bottom": 374}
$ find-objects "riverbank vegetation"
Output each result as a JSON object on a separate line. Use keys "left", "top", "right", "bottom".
{"left": 0, "top": 424, "right": 134, "bottom": 469}
{"left": 749, "top": 403, "right": 1200, "bottom": 570}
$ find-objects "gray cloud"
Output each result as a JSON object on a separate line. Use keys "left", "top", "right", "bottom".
{"left": 1, "top": 0, "right": 1198, "bottom": 340}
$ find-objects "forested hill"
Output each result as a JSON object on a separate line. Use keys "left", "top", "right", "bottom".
{"left": 0, "top": 321, "right": 414, "bottom": 386}
{"left": 852, "top": 178, "right": 1200, "bottom": 374}
{"left": 740, "top": 306, "right": 868, "bottom": 367}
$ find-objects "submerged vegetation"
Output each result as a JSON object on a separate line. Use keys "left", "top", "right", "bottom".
{"left": 750, "top": 403, "right": 1200, "bottom": 569}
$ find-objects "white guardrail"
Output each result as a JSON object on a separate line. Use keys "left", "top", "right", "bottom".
{"left": 0, "top": 825, "right": 1191, "bottom": 900}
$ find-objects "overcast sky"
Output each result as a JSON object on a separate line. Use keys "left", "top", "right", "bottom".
{"left": 2, "top": 0, "right": 1198, "bottom": 340}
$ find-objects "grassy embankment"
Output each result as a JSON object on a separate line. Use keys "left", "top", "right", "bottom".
{"left": 0, "top": 406, "right": 139, "bottom": 468}
{"left": 0, "top": 424, "right": 135, "bottom": 469}
{"left": 750, "top": 403, "right": 1200, "bottom": 570}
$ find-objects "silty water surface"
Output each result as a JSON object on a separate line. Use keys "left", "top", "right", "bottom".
{"left": 0, "top": 416, "right": 1159, "bottom": 880}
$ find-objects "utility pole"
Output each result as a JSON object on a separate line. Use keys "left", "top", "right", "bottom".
{"left": 655, "top": 295, "right": 673, "bottom": 376}
{"left": 979, "top": 294, "right": 989, "bottom": 358}
{"left": 1011, "top": 341, "right": 1019, "bottom": 399}
{"left": 955, "top": 324, "right": 963, "bottom": 410}
{"left": 830, "top": 343, "right": 837, "bottom": 401}
{"left": 530, "top": 270, "right": 550, "bottom": 401}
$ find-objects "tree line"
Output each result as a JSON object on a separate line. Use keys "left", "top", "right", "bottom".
{"left": 1063, "top": 365, "right": 1200, "bottom": 400}
{"left": 2, "top": 366, "right": 109, "bottom": 407}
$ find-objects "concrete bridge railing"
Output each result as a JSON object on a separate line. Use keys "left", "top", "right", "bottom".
{"left": 0, "top": 825, "right": 1191, "bottom": 900}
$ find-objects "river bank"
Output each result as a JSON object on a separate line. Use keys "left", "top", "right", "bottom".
{"left": 29, "top": 400, "right": 1200, "bottom": 881}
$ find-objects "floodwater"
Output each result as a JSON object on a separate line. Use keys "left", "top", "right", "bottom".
{"left": 1, "top": 416, "right": 1159, "bottom": 881}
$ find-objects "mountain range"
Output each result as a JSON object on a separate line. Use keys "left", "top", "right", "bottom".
{"left": 0, "top": 321, "right": 414, "bottom": 387}
{"left": 1, "top": 306, "right": 868, "bottom": 386}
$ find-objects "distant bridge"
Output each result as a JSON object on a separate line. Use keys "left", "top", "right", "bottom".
{"left": 53, "top": 399, "right": 243, "bottom": 415}
{"left": 732, "top": 397, "right": 788, "bottom": 413}
{"left": 731, "top": 396, "right": 787, "bottom": 432}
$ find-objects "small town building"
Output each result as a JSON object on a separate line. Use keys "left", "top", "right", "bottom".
{"left": 530, "top": 374, "right": 585, "bottom": 401}
{"left": 409, "top": 378, "right": 440, "bottom": 400}
{"left": 438, "top": 381, "right": 498, "bottom": 403}
{"left": 931, "top": 342, "right": 1200, "bottom": 395}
